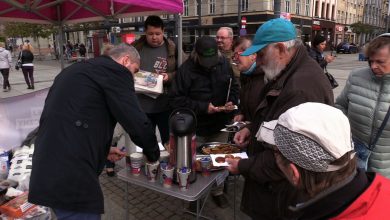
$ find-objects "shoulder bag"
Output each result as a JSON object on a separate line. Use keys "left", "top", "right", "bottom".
{"left": 324, "top": 67, "right": 339, "bottom": 89}
{"left": 15, "top": 52, "right": 22, "bottom": 70}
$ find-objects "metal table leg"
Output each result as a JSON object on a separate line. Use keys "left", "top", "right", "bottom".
{"left": 125, "top": 182, "right": 129, "bottom": 220}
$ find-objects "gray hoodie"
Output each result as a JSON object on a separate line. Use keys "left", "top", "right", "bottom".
{"left": 0, "top": 47, "right": 12, "bottom": 69}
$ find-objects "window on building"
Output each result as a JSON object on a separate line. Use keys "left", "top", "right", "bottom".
{"left": 321, "top": 2, "right": 325, "bottom": 18}
{"left": 209, "top": 0, "right": 216, "bottom": 14}
{"left": 331, "top": 5, "right": 335, "bottom": 20}
{"left": 305, "top": 0, "right": 310, "bottom": 16}
{"left": 326, "top": 3, "right": 330, "bottom": 19}
{"left": 296, "top": 0, "right": 301, "bottom": 15}
{"left": 314, "top": 1, "right": 319, "bottom": 17}
{"left": 241, "top": 0, "right": 249, "bottom": 12}
{"left": 195, "top": 0, "right": 198, "bottom": 16}
{"left": 184, "top": 0, "right": 189, "bottom": 16}
{"left": 285, "top": 0, "right": 291, "bottom": 13}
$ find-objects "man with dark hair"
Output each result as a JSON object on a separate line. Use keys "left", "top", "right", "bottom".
{"left": 29, "top": 43, "right": 160, "bottom": 220}
{"left": 256, "top": 102, "right": 390, "bottom": 219}
{"left": 132, "top": 15, "right": 177, "bottom": 145}
{"left": 227, "top": 18, "right": 334, "bottom": 219}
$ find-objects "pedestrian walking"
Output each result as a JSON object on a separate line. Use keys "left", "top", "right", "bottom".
{"left": 28, "top": 43, "right": 160, "bottom": 220}
{"left": 19, "top": 44, "right": 35, "bottom": 89}
{"left": 0, "top": 42, "right": 12, "bottom": 92}
{"left": 335, "top": 33, "right": 390, "bottom": 176}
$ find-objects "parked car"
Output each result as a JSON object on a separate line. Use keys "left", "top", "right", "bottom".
{"left": 336, "top": 42, "right": 358, "bottom": 54}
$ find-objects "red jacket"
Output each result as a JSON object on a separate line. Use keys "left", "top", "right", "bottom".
{"left": 331, "top": 174, "right": 390, "bottom": 219}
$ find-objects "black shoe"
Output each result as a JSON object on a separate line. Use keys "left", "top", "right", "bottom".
{"left": 31, "top": 85, "right": 35, "bottom": 90}
{"left": 212, "top": 194, "right": 229, "bottom": 208}
{"left": 27, "top": 86, "right": 32, "bottom": 89}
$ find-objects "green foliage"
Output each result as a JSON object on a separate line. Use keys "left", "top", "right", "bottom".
{"left": 350, "top": 22, "right": 374, "bottom": 34}
{"left": 0, "top": 36, "right": 5, "bottom": 42}
{"left": 4, "top": 23, "right": 54, "bottom": 39}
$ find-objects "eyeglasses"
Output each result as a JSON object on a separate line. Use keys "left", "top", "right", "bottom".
{"left": 216, "top": 36, "right": 230, "bottom": 40}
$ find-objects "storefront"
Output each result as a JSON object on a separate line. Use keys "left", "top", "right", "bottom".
{"left": 312, "top": 19, "right": 336, "bottom": 49}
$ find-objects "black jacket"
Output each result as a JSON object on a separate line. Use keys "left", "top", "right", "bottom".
{"left": 169, "top": 56, "right": 239, "bottom": 136}
{"left": 309, "top": 47, "right": 327, "bottom": 69}
{"left": 28, "top": 56, "right": 160, "bottom": 214}
{"left": 19, "top": 50, "right": 34, "bottom": 64}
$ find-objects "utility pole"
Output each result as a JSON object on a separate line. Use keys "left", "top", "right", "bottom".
{"left": 238, "top": 0, "right": 241, "bottom": 29}
{"left": 386, "top": 0, "right": 390, "bottom": 32}
{"left": 274, "top": 0, "right": 281, "bottom": 18}
{"left": 197, "top": 0, "right": 202, "bottom": 38}
{"left": 342, "top": 0, "right": 349, "bottom": 42}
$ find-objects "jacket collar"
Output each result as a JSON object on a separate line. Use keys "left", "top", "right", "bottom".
{"left": 295, "top": 169, "right": 371, "bottom": 220}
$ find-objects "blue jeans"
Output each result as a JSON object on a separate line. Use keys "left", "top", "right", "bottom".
{"left": 353, "top": 138, "right": 371, "bottom": 170}
{"left": 53, "top": 208, "right": 100, "bottom": 220}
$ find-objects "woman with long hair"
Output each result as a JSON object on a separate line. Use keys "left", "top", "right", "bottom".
{"left": 19, "top": 44, "right": 35, "bottom": 89}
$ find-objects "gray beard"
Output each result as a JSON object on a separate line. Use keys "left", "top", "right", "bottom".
{"left": 262, "top": 63, "right": 286, "bottom": 81}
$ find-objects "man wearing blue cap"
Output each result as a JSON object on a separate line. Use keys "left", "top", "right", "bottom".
{"left": 226, "top": 18, "right": 334, "bottom": 219}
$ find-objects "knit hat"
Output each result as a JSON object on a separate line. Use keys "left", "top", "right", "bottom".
{"left": 256, "top": 102, "right": 354, "bottom": 172}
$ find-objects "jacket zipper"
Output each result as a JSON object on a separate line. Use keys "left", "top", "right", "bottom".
{"left": 369, "top": 78, "right": 384, "bottom": 147}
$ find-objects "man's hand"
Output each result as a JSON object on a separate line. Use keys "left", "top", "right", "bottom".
{"left": 233, "top": 114, "right": 244, "bottom": 122}
{"left": 222, "top": 102, "right": 235, "bottom": 113}
{"left": 107, "top": 147, "right": 126, "bottom": 162}
{"left": 234, "top": 127, "right": 250, "bottom": 148}
{"left": 161, "top": 72, "right": 169, "bottom": 82}
{"left": 208, "top": 103, "right": 221, "bottom": 114}
{"left": 226, "top": 158, "right": 240, "bottom": 174}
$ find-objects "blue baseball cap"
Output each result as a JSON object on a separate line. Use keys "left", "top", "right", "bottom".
{"left": 242, "top": 18, "right": 297, "bottom": 56}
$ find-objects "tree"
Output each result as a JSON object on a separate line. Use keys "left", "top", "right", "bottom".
{"left": 4, "top": 22, "right": 54, "bottom": 56}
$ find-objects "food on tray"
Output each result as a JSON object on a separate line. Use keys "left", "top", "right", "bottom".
{"left": 216, "top": 105, "right": 238, "bottom": 111}
{"left": 215, "top": 157, "right": 226, "bottom": 163}
{"left": 202, "top": 144, "right": 240, "bottom": 155}
{"left": 225, "top": 154, "right": 234, "bottom": 159}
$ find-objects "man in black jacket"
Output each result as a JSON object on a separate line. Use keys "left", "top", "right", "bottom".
{"left": 169, "top": 36, "right": 239, "bottom": 207}
{"left": 28, "top": 43, "right": 160, "bottom": 220}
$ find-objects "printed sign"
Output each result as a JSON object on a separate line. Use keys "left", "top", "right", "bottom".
{"left": 0, "top": 89, "right": 49, "bottom": 150}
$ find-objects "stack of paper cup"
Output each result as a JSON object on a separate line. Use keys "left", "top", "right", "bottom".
{"left": 200, "top": 157, "right": 212, "bottom": 177}
{"left": 146, "top": 161, "right": 160, "bottom": 182}
{"left": 177, "top": 167, "right": 191, "bottom": 191}
{"left": 160, "top": 164, "right": 174, "bottom": 188}
{"left": 130, "top": 153, "right": 143, "bottom": 176}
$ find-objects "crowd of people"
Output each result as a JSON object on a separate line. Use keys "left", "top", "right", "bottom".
{"left": 10, "top": 15, "right": 388, "bottom": 220}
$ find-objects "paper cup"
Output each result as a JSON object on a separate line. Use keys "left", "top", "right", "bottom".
{"left": 159, "top": 151, "right": 170, "bottom": 164}
{"left": 177, "top": 168, "right": 191, "bottom": 191}
{"left": 130, "top": 153, "right": 143, "bottom": 176}
{"left": 200, "top": 157, "right": 212, "bottom": 177}
{"left": 146, "top": 161, "right": 160, "bottom": 182}
{"left": 161, "top": 165, "right": 174, "bottom": 188}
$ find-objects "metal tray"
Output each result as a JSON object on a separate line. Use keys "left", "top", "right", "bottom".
{"left": 197, "top": 142, "right": 241, "bottom": 155}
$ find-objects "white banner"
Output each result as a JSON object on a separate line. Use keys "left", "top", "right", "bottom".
{"left": 0, "top": 89, "right": 49, "bottom": 150}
